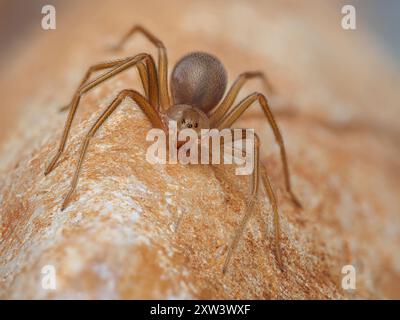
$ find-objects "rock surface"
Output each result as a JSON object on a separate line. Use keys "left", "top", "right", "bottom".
{"left": 0, "top": 0, "right": 400, "bottom": 299}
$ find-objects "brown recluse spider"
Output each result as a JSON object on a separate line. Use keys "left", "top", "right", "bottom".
{"left": 44, "top": 25, "right": 302, "bottom": 273}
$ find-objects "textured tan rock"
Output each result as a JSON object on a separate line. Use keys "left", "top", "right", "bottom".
{"left": 1, "top": 0, "right": 400, "bottom": 299}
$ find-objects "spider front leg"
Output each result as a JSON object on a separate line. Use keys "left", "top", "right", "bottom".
{"left": 111, "top": 25, "right": 171, "bottom": 110}
{"left": 260, "top": 162, "right": 284, "bottom": 270}
{"left": 45, "top": 53, "right": 159, "bottom": 175}
{"left": 222, "top": 131, "right": 260, "bottom": 274}
{"left": 217, "top": 92, "right": 302, "bottom": 209}
{"left": 222, "top": 131, "right": 284, "bottom": 273}
{"left": 61, "top": 89, "right": 165, "bottom": 211}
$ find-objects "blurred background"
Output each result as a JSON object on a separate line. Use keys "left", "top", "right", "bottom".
{"left": 354, "top": 0, "right": 400, "bottom": 62}
{"left": 0, "top": 0, "right": 399, "bottom": 67}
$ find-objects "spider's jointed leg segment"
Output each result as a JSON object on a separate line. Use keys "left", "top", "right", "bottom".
{"left": 112, "top": 25, "right": 170, "bottom": 110}
{"left": 59, "top": 58, "right": 130, "bottom": 112}
{"left": 59, "top": 57, "right": 154, "bottom": 112}
{"left": 260, "top": 163, "right": 283, "bottom": 270}
{"left": 61, "top": 89, "right": 165, "bottom": 211}
{"left": 223, "top": 131, "right": 260, "bottom": 274}
{"left": 222, "top": 132, "right": 284, "bottom": 273}
{"left": 218, "top": 92, "right": 302, "bottom": 209}
{"left": 137, "top": 61, "right": 150, "bottom": 98}
{"left": 210, "top": 71, "right": 273, "bottom": 126}
{"left": 45, "top": 53, "right": 159, "bottom": 176}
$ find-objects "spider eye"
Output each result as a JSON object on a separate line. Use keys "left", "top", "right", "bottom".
{"left": 181, "top": 118, "right": 185, "bottom": 124}
{"left": 194, "top": 123, "right": 198, "bottom": 128}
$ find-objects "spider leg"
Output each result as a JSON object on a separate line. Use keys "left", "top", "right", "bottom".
{"left": 59, "top": 58, "right": 129, "bottom": 112}
{"left": 217, "top": 92, "right": 302, "bottom": 209}
{"left": 59, "top": 58, "right": 152, "bottom": 112}
{"left": 210, "top": 71, "right": 273, "bottom": 126}
{"left": 223, "top": 130, "right": 260, "bottom": 274}
{"left": 260, "top": 163, "right": 284, "bottom": 270}
{"left": 111, "top": 25, "right": 170, "bottom": 110}
{"left": 137, "top": 61, "right": 149, "bottom": 98}
{"left": 61, "top": 89, "right": 165, "bottom": 211}
{"left": 45, "top": 53, "right": 158, "bottom": 176}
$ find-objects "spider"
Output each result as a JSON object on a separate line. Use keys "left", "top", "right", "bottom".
{"left": 44, "top": 25, "right": 302, "bottom": 273}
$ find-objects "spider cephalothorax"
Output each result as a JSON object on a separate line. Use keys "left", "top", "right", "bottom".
{"left": 165, "top": 104, "right": 210, "bottom": 133}
{"left": 44, "top": 25, "right": 302, "bottom": 273}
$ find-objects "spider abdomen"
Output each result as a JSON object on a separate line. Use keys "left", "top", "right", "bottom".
{"left": 170, "top": 52, "right": 227, "bottom": 114}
